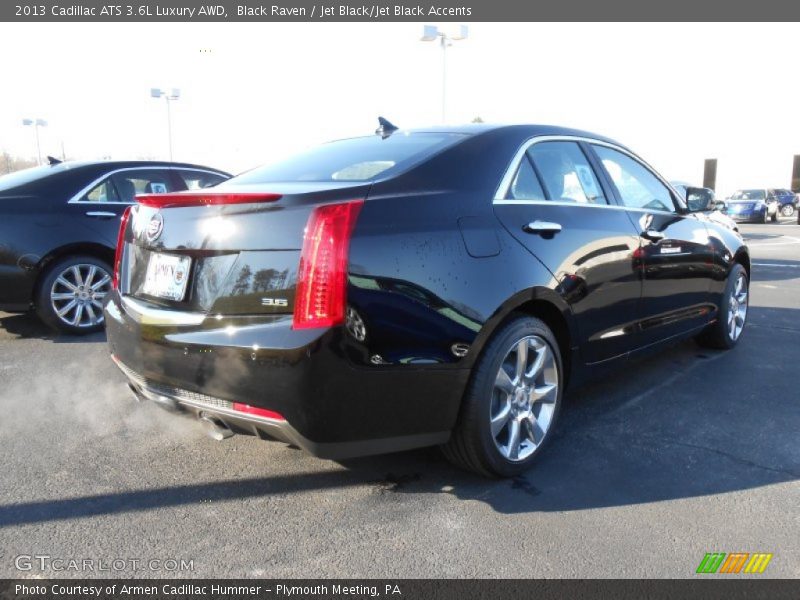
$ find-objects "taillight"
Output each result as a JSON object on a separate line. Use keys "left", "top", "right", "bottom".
{"left": 136, "top": 192, "right": 281, "bottom": 208}
{"left": 232, "top": 403, "right": 285, "bottom": 421}
{"left": 293, "top": 200, "right": 364, "bottom": 329}
{"left": 113, "top": 206, "right": 132, "bottom": 290}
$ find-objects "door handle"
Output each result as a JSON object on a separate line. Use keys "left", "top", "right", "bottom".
{"left": 85, "top": 211, "right": 118, "bottom": 218}
{"left": 523, "top": 220, "right": 562, "bottom": 235}
{"left": 640, "top": 229, "right": 665, "bottom": 242}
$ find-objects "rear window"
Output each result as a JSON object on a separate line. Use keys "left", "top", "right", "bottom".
{"left": 231, "top": 133, "right": 466, "bottom": 184}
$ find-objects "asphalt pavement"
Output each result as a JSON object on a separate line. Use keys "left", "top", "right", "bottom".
{"left": 0, "top": 220, "right": 798, "bottom": 579}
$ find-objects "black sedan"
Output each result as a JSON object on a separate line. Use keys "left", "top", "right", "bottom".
{"left": 0, "top": 160, "right": 230, "bottom": 333}
{"left": 104, "top": 123, "right": 750, "bottom": 477}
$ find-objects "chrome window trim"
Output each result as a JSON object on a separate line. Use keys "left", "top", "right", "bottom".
{"left": 493, "top": 198, "right": 678, "bottom": 216}
{"left": 493, "top": 135, "right": 682, "bottom": 214}
{"left": 67, "top": 166, "right": 228, "bottom": 205}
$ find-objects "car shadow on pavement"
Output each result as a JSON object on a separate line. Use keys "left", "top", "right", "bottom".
{"left": 0, "top": 312, "right": 105, "bottom": 343}
{"left": 0, "top": 307, "right": 797, "bottom": 527}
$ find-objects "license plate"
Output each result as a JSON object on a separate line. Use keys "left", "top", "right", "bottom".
{"left": 142, "top": 253, "right": 192, "bottom": 301}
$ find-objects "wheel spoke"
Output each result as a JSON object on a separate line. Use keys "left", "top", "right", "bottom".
{"left": 71, "top": 266, "right": 84, "bottom": 287}
{"left": 506, "top": 419, "right": 521, "bottom": 459}
{"left": 491, "top": 400, "right": 512, "bottom": 437}
{"left": 495, "top": 367, "right": 514, "bottom": 395}
{"left": 514, "top": 340, "right": 528, "bottom": 382}
{"left": 524, "top": 415, "right": 545, "bottom": 445}
{"left": 85, "top": 303, "right": 97, "bottom": 325}
{"left": 51, "top": 293, "right": 75, "bottom": 301}
{"left": 72, "top": 303, "right": 84, "bottom": 326}
{"left": 57, "top": 299, "right": 78, "bottom": 317}
{"left": 92, "top": 274, "right": 111, "bottom": 291}
{"left": 532, "top": 383, "right": 557, "bottom": 404}
{"left": 84, "top": 266, "right": 97, "bottom": 288}
{"left": 91, "top": 299, "right": 105, "bottom": 311}
{"left": 528, "top": 346, "right": 546, "bottom": 381}
{"left": 56, "top": 276, "right": 78, "bottom": 292}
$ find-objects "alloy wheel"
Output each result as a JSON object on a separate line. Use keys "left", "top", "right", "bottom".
{"left": 49, "top": 263, "right": 111, "bottom": 329}
{"left": 780, "top": 204, "right": 794, "bottom": 217}
{"left": 727, "top": 273, "right": 748, "bottom": 341}
{"left": 490, "top": 336, "right": 558, "bottom": 462}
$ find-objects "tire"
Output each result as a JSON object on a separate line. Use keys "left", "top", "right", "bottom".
{"left": 770, "top": 209, "right": 778, "bottom": 222}
{"left": 695, "top": 263, "right": 749, "bottom": 350}
{"left": 760, "top": 210, "right": 768, "bottom": 224}
{"left": 442, "top": 315, "right": 563, "bottom": 477}
{"left": 35, "top": 255, "right": 112, "bottom": 334}
{"left": 780, "top": 203, "right": 795, "bottom": 217}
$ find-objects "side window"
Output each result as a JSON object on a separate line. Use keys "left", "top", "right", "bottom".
{"left": 592, "top": 145, "right": 675, "bottom": 212}
{"left": 177, "top": 170, "right": 228, "bottom": 190}
{"left": 111, "top": 170, "right": 177, "bottom": 204}
{"left": 506, "top": 156, "right": 546, "bottom": 200}
{"left": 80, "top": 178, "right": 120, "bottom": 203}
{"left": 528, "top": 141, "right": 607, "bottom": 204}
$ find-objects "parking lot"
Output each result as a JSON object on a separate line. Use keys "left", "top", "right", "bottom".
{"left": 0, "top": 219, "right": 797, "bottom": 579}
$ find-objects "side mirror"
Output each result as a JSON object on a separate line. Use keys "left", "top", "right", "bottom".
{"left": 686, "top": 187, "right": 714, "bottom": 212}
{"left": 713, "top": 201, "right": 726, "bottom": 211}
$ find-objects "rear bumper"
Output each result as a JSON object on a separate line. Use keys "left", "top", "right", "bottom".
{"left": 104, "top": 292, "right": 463, "bottom": 458}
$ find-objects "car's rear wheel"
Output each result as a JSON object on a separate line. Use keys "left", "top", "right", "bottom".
{"left": 442, "top": 315, "right": 563, "bottom": 477}
{"left": 780, "top": 203, "right": 794, "bottom": 217}
{"left": 36, "top": 255, "right": 112, "bottom": 334}
{"left": 696, "top": 263, "right": 748, "bottom": 350}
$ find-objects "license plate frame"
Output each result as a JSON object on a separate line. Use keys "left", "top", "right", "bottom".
{"left": 142, "top": 252, "right": 192, "bottom": 301}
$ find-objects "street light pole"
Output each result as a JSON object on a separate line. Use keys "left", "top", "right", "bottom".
{"left": 151, "top": 88, "right": 180, "bottom": 161}
{"left": 22, "top": 118, "right": 48, "bottom": 165}
{"left": 421, "top": 25, "right": 468, "bottom": 124}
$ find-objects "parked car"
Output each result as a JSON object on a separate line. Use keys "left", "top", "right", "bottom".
{"left": 724, "top": 189, "right": 779, "bottom": 223}
{"left": 0, "top": 160, "right": 230, "bottom": 333}
{"left": 772, "top": 188, "right": 798, "bottom": 217}
{"left": 105, "top": 123, "right": 750, "bottom": 477}
{"left": 670, "top": 182, "right": 738, "bottom": 232}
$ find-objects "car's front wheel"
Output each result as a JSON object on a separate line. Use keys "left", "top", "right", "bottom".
{"left": 442, "top": 315, "right": 563, "bottom": 477}
{"left": 696, "top": 263, "right": 749, "bottom": 350}
{"left": 780, "top": 203, "right": 795, "bottom": 217}
{"left": 36, "top": 255, "right": 112, "bottom": 334}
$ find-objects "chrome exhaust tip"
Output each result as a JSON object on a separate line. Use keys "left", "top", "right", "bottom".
{"left": 126, "top": 383, "right": 143, "bottom": 402}
{"left": 200, "top": 414, "right": 234, "bottom": 441}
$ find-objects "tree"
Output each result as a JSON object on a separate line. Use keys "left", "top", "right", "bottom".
{"left": 471, "top": 116, "right": 484, "bottom": 123}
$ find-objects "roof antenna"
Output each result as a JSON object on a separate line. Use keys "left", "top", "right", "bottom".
{"left": 375, "top": 117, "right": 399, "bottom": 139}
{"left": 47, "top": 156, "right": 62, "bottom": 166}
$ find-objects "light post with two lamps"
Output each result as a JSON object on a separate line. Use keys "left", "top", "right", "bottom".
{"left": 22, "top": 118, "right": 47, "bottom": 165}
{"left": 420, "top": 25, "right": 468, "bottom": 124}
{"left": 150, "top": 88, "right": 180, "bottom": 161}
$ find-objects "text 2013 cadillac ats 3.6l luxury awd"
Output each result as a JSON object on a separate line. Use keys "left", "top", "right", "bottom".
{"left": 105, "top": 122, "right": 750, "bottom": 477}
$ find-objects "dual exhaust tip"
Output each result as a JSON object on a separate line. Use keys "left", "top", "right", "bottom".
{"left": 199, "top": 414, "right": 234, "bottom": 441}
{"left": 126, "top": 382, "right": 234, "bottom": 441}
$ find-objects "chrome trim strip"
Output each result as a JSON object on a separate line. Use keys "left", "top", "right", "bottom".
{"left": 493, "top": 198, "right": 678, "bottom": 216}
{"left": 120, "top": 295, "right": 206, "bottom": 326}
{"left": 493, "top": 135, "right": 682, "bottom": 213}
{"left": 85, "top": 211, "right": 118, "bottom": 217}
{"left": 68, "top": 167, "right": 228, "bottom": 205}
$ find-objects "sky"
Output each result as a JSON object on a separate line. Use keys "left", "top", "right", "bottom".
{"left": 1, "top": 22, "right": 799, "bottom": 196}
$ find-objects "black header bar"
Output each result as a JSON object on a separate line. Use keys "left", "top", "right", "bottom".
{"left": 4, "top": 0, "right": 800, "bottom": 22}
